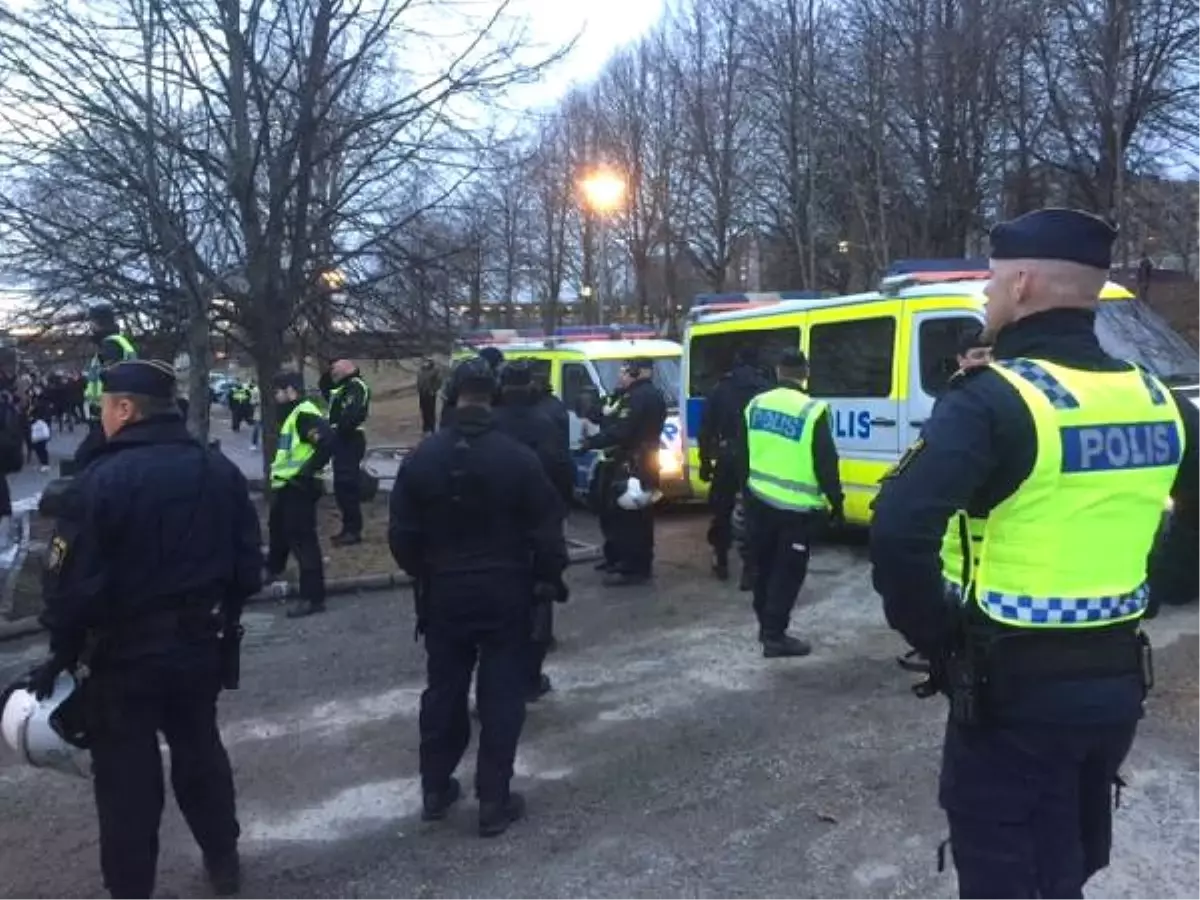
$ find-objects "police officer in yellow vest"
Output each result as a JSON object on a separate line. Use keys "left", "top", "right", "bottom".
{"left": 319, "top": 359, "right": 371, "bottom": 546}
{"left": 870, "top": 209, "right": 1199, "bottom": 899}
{"left": 267, "top": 373, "right": 335, "bottom": 618}
{"left": 75, "top": 301, "right": 138, "bottom": 466}
{"left": 743, "top": 349, "right": 844, "bottom": 658}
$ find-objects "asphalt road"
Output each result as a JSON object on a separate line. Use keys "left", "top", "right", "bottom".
{"left": 0, "top": 501, "right": 1197, "bottom": 898}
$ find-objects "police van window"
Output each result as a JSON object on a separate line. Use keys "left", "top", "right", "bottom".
{"left": 561, "top": 363, "right": 595, "bottom": 412}
{"left": 689, "top": 328, "right": 801, "bottom": 396}
{"left": 1094, "top": 299, "right": 1199, "bottom": 385}
{"left": 919, "top": 316, "right": 984, "bottom": 395}
{"left": 593, "top": 358, "right": 683, "bottom": 409}
{"left": 808, "top": 317, "right": 896, "bottom": 398}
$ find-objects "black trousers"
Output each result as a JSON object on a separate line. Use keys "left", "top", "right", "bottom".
{"left": 89, "top": 648, "right": 238, "bottom": 898}
{"left": 230, "top": 402, "right": 250, "bottom": 432}
{"left": 419, "top": 393, "right": 437, "bottom": 434}
{"left": 940, "top": 720, "right": 1138, "bottom": 899}
{"left": 705, "top": 456, "right": 741, "bottom": 559}
{"left": 266, "top": 483, "right": 326, "bottom": 604}
{"left": 332, "top": 430, "right": 366, "bottom": 536}
{"left": 420, "top": 617, "right": 527, "bottom": 802}
{"left": 746, "top": 495, "right": 819, "bottom": 637}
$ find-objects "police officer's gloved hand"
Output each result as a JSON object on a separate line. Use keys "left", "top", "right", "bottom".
{"left": 27, "top": 655, "right": 70, "bottom": 701}
{"left": 698, "top": 459, "right": 713, "bottom": 483}
{"left": 828, "top": 505, "right": 846, "bottom": 529}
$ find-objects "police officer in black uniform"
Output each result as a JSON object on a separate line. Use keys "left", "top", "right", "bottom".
{"left": 31, "top": 360, "right": 262, "bottom": 899}
{"left": 531, "top": 363, "right": 570, "bottom": 451}
{"left": 319, "top": 359, "right": 371, "bottom": 546}
{"left": 580, "top": 357, "right": 668, "bottom": 586}
{"left": 440, "top": 346, "right": 505, "bottom": 429}
{"left": 389, "top": 357, "right": 568, "bottom": 837}
{"left": 870, "top": 209, "right": 1200, "bottom": 898}
{"left": 493, "top": 360, "right": 574, "bottom": 701}
{"left": 698, "top": 347, "right": 771, "bottom": 583}
{"left": 266, "top": 372, "right": 335, "bottom": 618}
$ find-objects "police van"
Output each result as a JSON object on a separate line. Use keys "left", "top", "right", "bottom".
{"left": 683, "top": 268, "right": 1199, "bottom": 524}
{"left": 453, "top": 326, "right": 688, "bottom": 501}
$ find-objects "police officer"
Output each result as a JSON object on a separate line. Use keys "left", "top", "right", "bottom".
{"left": 869, "top": 208, "right": 1200, "bottom": 899}
{"left": 229, "top": 382, "right": 251, "bottom": 432}
{"left": 389, "top": 357, "right": 567, "bottom": 836}
{"left": 581, "top": 357, "right": 668, "bottom": 586}
{"left": 320, "top": 359, "right": 371, "bottom": 545}
{"left": 493, "top": 360, "right": 574, "bottom": 701}
{"left": 76, "top": 302, "right": 138, "bottom": 466}
{"left": 531, "top": 363, "right": 570, "bottom": 451}
{"left": 699, "top": 347, "right": 771, "bottom": 583}
{"left": 30, "top": 360, "right": 262, "bottom": 898}
{"left": 742, "top": 350, "right": 843, "bottom": 657}
{"left": 266, "top": 372, "right": 334, "bottom": 618}
{"left": 441, "top": 346, "right": 505, "bottom": 429}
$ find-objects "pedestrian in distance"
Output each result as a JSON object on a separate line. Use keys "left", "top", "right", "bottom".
{"left": 417, "top": 357, "right": 442, "bottom": 435}
{"left": 870, "top": 208, "right": 1200, "bottom": 899}
{"left": 29, "top": 359, "right": 263, "bottom": 899}
{"left": 389, "top": 356, "right": 568, "bottom": 837}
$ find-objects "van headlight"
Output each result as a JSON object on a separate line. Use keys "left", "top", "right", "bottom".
{"left": 658, "top": 447, "right": 682, "bottom": 476}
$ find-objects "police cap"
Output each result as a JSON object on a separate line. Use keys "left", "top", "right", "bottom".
{"left": 456, "top": 356, "right": 498, "bottom": 394}
{"left": 499, "top": 358, "right": 532, "bottom": 388}
{"left": 100, "top": 359, "right": 176, "bottom": 398}
{"left": 778, "top": 349, "right": 808, "bottom": 369}
{"left": 478, "top": 346, "right": 505, "bottom": 372}
{"left": 272, "top": 372, "right": 304, "bottom": 393}
{"left": 625, "top": 357, "right": 654, "bottom": 373}
{"left": 989, "top": 208, "right": 1118, "bottom": 271}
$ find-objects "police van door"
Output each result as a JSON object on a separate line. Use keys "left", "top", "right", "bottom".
{"left": 804, "top": 309, "right": 901, "bottom": 522}
{"left": 900, "top": 309, "right": 985, "bottom": 450}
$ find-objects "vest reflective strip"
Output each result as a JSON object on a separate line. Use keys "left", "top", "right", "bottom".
{"left": 978, "top": 583, "right": 1148, "bottom": 625}
{"left": 993, "top": 359, "right": 1079, "bottom": 409}
{"left": 746, "top": 469, "right": 824, "bottom": 497}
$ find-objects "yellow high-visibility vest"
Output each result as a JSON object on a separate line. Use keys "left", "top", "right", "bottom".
{"left": 943, "top": 358, "right": 1183, "bottom": 628}
{"left": 270, "top": 400, "right": 326, "bottom": 488}
{"left": 85, "top": 334, "right": 138, "bottom": 406}
{"left": 743, "top": 386, "right": 828, "bottom": 512}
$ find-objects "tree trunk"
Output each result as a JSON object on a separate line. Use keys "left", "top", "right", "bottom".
{"left": 186, "top": 294, "right": 212, "bottom": 441}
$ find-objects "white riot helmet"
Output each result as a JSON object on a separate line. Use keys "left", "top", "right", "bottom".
{"left": 1, "top": 672, "right": 90, "bottom": 778}
{"left": 616, "top": 476, "right": 657, "bottom": 510}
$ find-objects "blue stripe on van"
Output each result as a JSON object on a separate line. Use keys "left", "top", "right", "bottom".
{"left": 686, "top": 397, "right": 706, "bottom": 445}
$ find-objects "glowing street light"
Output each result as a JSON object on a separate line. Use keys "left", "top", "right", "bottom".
{"left": 580, "top": 169, "right": 626, "bottom": 213}
{"left": 579, "top": 168, "right": 626, "bottom": 325}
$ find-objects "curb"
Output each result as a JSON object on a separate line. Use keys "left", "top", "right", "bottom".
{"left": 0, "top": 542, "right": 603, "bottom": 645}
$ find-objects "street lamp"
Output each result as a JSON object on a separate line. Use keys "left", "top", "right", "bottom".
{"left": 580, "top": 168, "right": 626, "bottom": 325}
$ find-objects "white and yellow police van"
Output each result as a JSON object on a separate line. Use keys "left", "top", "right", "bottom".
{"left": 453, "top": 326, "right": 689, "bottom": 501}
{"left": 683, "top": 269, "right": 1199, "bottom": 524}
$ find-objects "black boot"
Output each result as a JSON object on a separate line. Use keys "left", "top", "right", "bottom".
{"left": 422, "top": 777, "right": 462, "bottom": 821}
{"left": 331, "top": 532, "right": 362, "bottom": 547}
{"left": 204, "top": 850, "right": 241, "bottom": 897}
{"left": 479, "top": 792, "right": 526, "bottom": 837}
{"left": 594, "top": 559, "right": 615, "bottom": 572}
{"left": 712, "top": 551, "right": 729, "bottom": 581}
{"left": 761, "top": 634, "right": 812, "bottom": 658}
{"left": 525, "top": 673, "right": 553, "bottom": 703}
{"left": 738, "top": 565, "right": 755, "bottom": 592}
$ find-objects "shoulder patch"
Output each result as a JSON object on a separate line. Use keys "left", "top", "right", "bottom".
{"left": 47, "top": 535, "right": 69, "bottom": 572}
